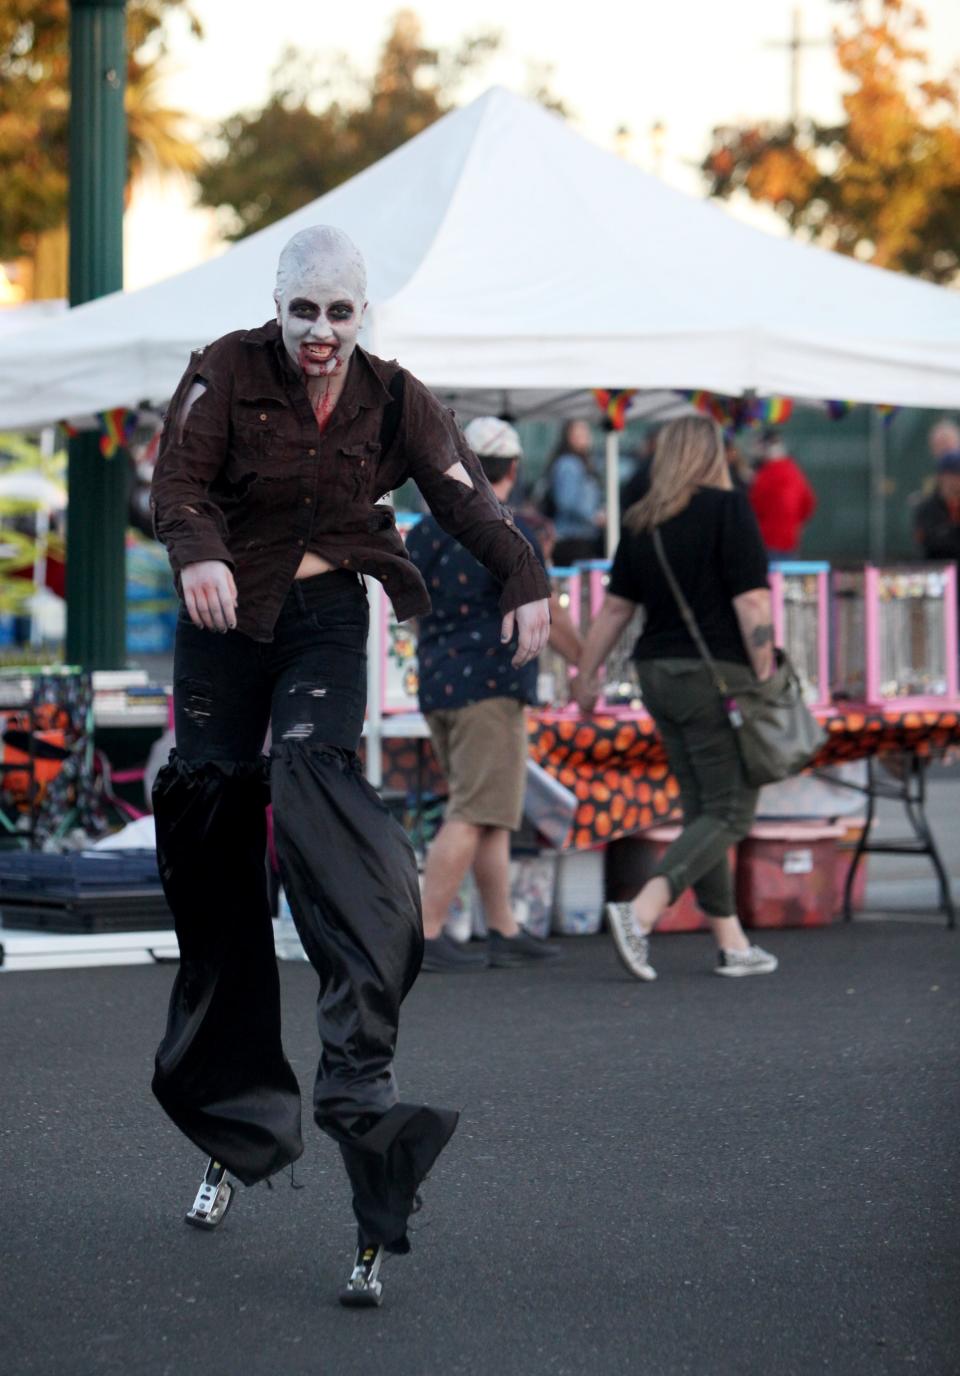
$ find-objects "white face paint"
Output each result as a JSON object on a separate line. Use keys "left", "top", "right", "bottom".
{"left": 276, "top": 270, "right": 366, "bottom": 379}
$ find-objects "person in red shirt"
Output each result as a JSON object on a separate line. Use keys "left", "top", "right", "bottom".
{"left": 748, "top": 429, "right": 817, "bottom": 557}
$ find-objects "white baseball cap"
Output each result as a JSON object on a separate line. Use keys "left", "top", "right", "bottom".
{"left": 463, "top": 416, "right": 522, "bottom": 459}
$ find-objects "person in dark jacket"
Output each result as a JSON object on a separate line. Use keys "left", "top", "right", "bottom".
{"left": 573, "top": 415, "right": 778, "bottom": 983}
{"left": 149, "top": 225, "right": 550, "bottom": 1305}
{"left": 914, "top": 452, "right": 960, "bottom": 563}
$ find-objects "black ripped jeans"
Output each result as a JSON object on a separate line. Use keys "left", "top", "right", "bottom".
{"left": 173, "top": 570, "right": 369, "bottom": 757}
{"left": 152, "top": 572, "right": 458, "bottom": 1252}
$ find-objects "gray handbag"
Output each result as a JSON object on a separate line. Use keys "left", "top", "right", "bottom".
{"left": 652, "top": 529, "right": 827, "bottom": 787}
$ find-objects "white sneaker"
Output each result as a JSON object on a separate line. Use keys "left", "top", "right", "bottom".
{"left": 605, "top": 902, "right": 657, "bottom": 981}
{"left": 715, "top": 945, "right": 779, "bottom": 977}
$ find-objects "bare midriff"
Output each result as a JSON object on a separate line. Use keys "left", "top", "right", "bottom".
{"left": 295, "top": 551, "right": 336, "bottom": 578}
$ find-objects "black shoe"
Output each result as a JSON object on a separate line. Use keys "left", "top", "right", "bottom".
{"left": 421, "top": 933, "right": 488, "bottom": 973}
{"left": 488, "top": 929, "right": 562, "bottom": 968}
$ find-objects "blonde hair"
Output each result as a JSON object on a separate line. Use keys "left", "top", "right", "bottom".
{"left": 624, "top": 415, "right": 728, "bottom": 533}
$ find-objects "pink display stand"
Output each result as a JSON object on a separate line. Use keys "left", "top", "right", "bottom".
{"left": 832, "top": 563, "right": 959, "bottom": 709}
{"left": 769, "top": 562, "right": 831, "bottom": 710}
{"left": 577, "top": 559, "right": 643, "bottom": 713}
{"left": 379, "top": 595, "right": 420, "bottom": 714}
{"left": 538, "top": 567, "right": 581, "bottom": 706}
{"left": 376, "top": 513, "right": 421, "bottom": 715}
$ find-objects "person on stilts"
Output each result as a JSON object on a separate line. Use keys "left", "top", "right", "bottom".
{"left": 149, "top": 225, "right": 550, "bottom": 1305}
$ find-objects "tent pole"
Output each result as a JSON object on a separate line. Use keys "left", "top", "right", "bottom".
{"left": 868, "top": 408, "right": 886, "bottom": 563}
{"left": 604, "top": 429, "right": 620, "bottom": 558}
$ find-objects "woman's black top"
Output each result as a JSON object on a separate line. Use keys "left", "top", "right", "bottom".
{"left": 608, "top": 487, "right": 769, "bottom": 666}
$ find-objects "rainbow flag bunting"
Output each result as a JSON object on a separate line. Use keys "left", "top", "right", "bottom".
{"left": 63, "top": 409, "right": 137, "bottom": 457}
{"left": 682, "top": 390, "right": 732, "bottom": 425}
{"left": 826, "top": 400, "right": 854, "bottom": 420}
{"left": 681, "top": 391, "right": 794, "bottom": 433}
{"left": 875, "top": 404, "right": 900, "bottom": 427}
{"left": 592, "top": 389, "right": 637, "bottom": 431}
{"left": 98, "top": 407, "right": 137, "bottom": 458}
{"left": 750, "top": 396, "right": 793, "bottom": 426}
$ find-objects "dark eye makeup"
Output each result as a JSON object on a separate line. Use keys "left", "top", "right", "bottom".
{"left": 287, "top": 298, "right": 355, "bottom": 321}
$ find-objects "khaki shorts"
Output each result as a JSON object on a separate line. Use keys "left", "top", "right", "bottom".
{"left": 426, "top": 696, "right": 528, "bottom": 830}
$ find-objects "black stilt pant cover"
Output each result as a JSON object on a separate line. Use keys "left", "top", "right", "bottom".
{"left": 152, "top": 744, "right": 457, "bottom": 1252}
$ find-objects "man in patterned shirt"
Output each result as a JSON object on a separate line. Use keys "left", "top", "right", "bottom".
{"left": 406, "top": 418, "right": 582, "bottom": 971}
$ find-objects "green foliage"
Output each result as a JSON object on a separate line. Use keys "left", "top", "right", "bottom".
{"left": 197, "top": 11, "right": 504, "bottom": 240}
{"left": 701, "top": 1, "right": 960, "bottom": 282}
{"left": 0, "top": 0, "right": 202, "bottom": 260}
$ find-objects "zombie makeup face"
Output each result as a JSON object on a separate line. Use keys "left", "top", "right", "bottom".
{"left": 274, "top": 226, "right": 368, "bottom": 379}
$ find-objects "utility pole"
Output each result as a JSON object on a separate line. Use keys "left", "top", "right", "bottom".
{"left": 66, "top": 0, "right": 128, "bottom": 669}
{"left": 765, "top": 5, "right": 829, "bottom": 128}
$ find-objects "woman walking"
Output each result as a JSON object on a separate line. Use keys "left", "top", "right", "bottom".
{"left": 540, "top": 419, "right": 605, "bottom": 564}
{"left": 573, "top": 415, "right": 778, "bottom": 981}
{"left": 149, "top": 225, "right": 550, "bottom": 1304}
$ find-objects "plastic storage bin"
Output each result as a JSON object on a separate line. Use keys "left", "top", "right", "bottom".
{"left": 736, "top": 823, "right": 845, "bottom": 928}
{"left": 470, "top": 851, "right": 558, "bottom": 939}
{"left": 552, "top": 847, "right": 605, "bottom": 934}
{"left": 0, "top": 849, "right": 171, "bottom": 933}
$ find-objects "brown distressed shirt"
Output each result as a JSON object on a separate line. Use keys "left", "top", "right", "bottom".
{"left": 150, "top": 321, "right": 549, "bottom": 641}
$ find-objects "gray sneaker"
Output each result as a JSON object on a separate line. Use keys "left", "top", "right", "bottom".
{"left": 604, "top": 902, "right": 657, "bottom": 982}
{"left": 715, "top": 945, "right": 779, "bottom": 977}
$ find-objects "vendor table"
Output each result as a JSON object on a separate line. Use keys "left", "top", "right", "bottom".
{"left": 524, "top": 704, "right": 960, "bottom": 926}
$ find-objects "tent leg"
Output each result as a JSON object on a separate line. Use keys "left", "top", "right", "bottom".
{"left": 604, "top": 430, "right": 620, "bottom": 559}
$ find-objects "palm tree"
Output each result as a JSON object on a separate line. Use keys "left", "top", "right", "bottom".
{"left": 1, "top": 0, "right": 204, "bottom": 297}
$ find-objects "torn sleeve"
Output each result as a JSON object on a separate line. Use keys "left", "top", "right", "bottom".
{"left": 150, "top": 350, "right": 235, "bottom": 575}
{"left": 400, "top": 376, "right": 550, "bottom": 615}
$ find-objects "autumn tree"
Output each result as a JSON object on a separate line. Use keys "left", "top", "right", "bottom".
{"left": 0, "top": 1, "right": 203, "bottom": 289}
{"left": 701, "top": 0, "right": 960, "bottom": 282}
{"left": 197, "top": 10, "right": 504, "bottom": 240}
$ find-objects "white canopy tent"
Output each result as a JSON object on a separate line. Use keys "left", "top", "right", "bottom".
{"left": 1, "top": 86, "right": 959, "bottom": 434}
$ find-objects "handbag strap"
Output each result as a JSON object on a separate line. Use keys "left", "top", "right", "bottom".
{"left": 651, "top": 527, "right": 730, "bottom": 696}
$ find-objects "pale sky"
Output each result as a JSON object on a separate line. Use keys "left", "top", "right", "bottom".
{"left": 125, "top": 0, "right": 960, "bottom": 289}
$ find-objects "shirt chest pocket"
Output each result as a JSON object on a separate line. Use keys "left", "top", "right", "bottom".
{"left": 338, "top": 440, "right": 380, "bottom": 503}
{"left": 229, "top": 398, "right": 292, "bottom": 475}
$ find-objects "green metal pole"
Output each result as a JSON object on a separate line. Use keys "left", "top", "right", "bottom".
{"left": 66, "top": 0, "right": 128, "bottom": 669}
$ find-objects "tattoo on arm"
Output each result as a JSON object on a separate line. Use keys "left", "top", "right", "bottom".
{"left": 750, "top": 623, "right": 774, "bottom": 649}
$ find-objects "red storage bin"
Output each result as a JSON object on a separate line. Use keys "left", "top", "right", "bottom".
{"left": 736, "top": 823, "right": 845, "bottom": 929}
{"left": 605, "top": 826, "right": 736, "bottom": 933}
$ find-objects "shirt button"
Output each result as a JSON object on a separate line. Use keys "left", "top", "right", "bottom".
{"left": 259, "top": 412, "right": 267, "bottom": 421}
{"left": 303, "top": 497, "right": 310, "bottom": 505}
{"left": 297, "top": 539, "right": 304, "bottom": 547}
{"left": 308, "top": 448, "right": 316, "bottom": 456}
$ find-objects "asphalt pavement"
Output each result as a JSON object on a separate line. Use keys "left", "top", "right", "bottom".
{"left": 1, "top": 921, "right": 958, "bottom": 1376}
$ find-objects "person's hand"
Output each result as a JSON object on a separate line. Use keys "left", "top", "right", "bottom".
{"left": 181, "top": 560, "right": 238, "bottom": 633}
{"left": 501, "top": 598, "right": 550, "bottom": 668}
{"left": 571, "top": 672, "right": 600, "bottom": 714}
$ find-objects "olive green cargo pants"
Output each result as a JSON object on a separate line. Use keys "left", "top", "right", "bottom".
{"left": 637, "top": 658, "right": 759, "bottom": 918}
